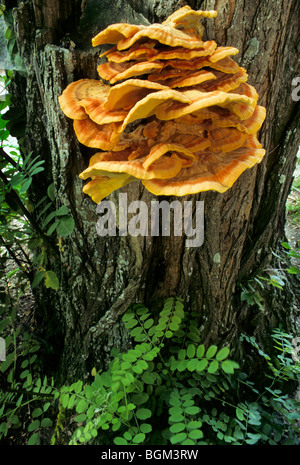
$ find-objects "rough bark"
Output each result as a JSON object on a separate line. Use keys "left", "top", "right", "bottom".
{"left": 3, "top": 0, "right": 299, "bottom": 382}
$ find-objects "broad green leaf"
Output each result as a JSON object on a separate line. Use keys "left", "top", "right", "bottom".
{"left": 112, "top": 420, "right": 122, "bottom": 432}
{"left": 142, "top": 348, "right": 159, "bottom": 361}
{"left": 55, "top": 205, "right": 69, "bottom": 216}
{"left": 138, "top": 312, "right": 151, "bottom": 321}
{"left": 216, "top": 347, "right": 230, "bottom": 361}
{"left": 99, "top": 371, "right": 111, "bottom": 387}
{"left": 127, "top": 403, "right": 136, "bottom": 411}
{"left": 28, "top": 419, "right": 40, "bottom": 432}
{"left": 184, "top": 406, "right": 200, "bottom": 415}
{"left": 123, "top": 431, "right": 133, "bottom": 441}
{"left": 188, "top": 429, "right": 203, "bottom": 439}
{"left": 136, "top": 408, "right": 151, "bottom": 420}
{"left": 286, "top": 266, "right": 300, "bottom": 275}
{"left": 122, "top": 311, "right": 135, "bottom": 322}
{"left": 130, "top": 392, "right": 149, "bottom": 405}
{"left": 133, "top": 433, "right": 145, "bottom": 444}
{"left": 187, "top": 344, "right": 196, "bottom": 359}
{"left": 11, "top": 414, "right": 19, "bottom": 425}
{"left": 176, "top": 359, "right": 188, "bottom": 372}
{"left": 42, "top": 210, "right": 57, "bottom": 229}
{"left": 221, "top": 360, "right": 233, "bottom": 374}
{"left": 47, "top": 219, "right": 60, "bottom": 236}
{"left": 73, "top": 379, "right": 83, "bottom": 393}
{"left": 124, "top": 318, "right": 138, "bottom": 329}
{"left": 32, "top": 408, "right": 43, "bottom": 418}
{"left": 114, "top": 437, "right": 127, "bottom": 445}
{"left": 170, "top": 432, "right": 187, "bottom": 444}
{"left": 206, "top": 345, "right": 218, "bottom": 359}
{"left": 178, "top": 349, "right": 186, "bottom": 360}
{"left": 122, "top": 352, "right": 138, "bottom": 363}
{"left": 0, "top": 317, "right": 10, "bottom": 332}
{"left": 27, "top": 432, "right": 40, "bottom": 445}
{"left": 187, "top": 358, "right": 198, "bottom": 372}
{"left": 143, "top": 318, "right": 154, "bottom": 329}
{"left": 44, "top": 270, "right": 59, "bottom": 290}
{"left": 47, "top": 183, "right": 55, "bottom": 200}
{"left": 169, "top": 414, "right": 185, "bottom": 423}
{"left": 121, "top": 360, "right": 132, "bottom": 370}
{"left": 29, "top": 166, "right": 44, "bottom": 176}
{"left": 86, "top": 405, "right": 96, "bottom": 420}
{"left": 19, "top": 177, "right": 32, "bottom": 193}
{"left": 169, "top": 406, "right": 183, "bottom": 416}
{"left": 16, "top": 395, "right": 23, "bottom": 407}
{"left": 117, "top": 405, "right": 126, "bottom": 414}
{"left": 76, "top": 399, "right": 89, "bottom": 414}
{"left": 56, "top": 216, "right": 75, "bottom": 237}
{"left": 245, "top": 433, "right": 262, "bottom": 445}
{"left": 41, "top": 418, "right": 52, "bottom": 428}
{"left": 170, "top": 422, "right": 185, "bottom": 433}
{"left": 141, "top": 371, "right": 156, "bottom": 384}
{"left": 208, "top": 359, "right": 219, "bottom": 374}
{"left": 196, "top": 344, "right": 205, "bottom": 358}
{"left": 234, "top": 426, "right": 244, "bottom": 440}
{"left": 68, "top": 395, "right": 76, "bottom": 409}
{"left": 43, "top": 402, "right": 50, "bottom": 412}
{"left": 132, "top": 360, "right": 147, "bottom": 374}
{"left": 236, "top": 407, "right": 244, "bottom": 421}
{"left": 140, "top": 423, "right": 152, "bottom": 434}
{"left": 169, "top": 321, "right": 180, "bottom": 331}
{"left": 130, "top": 326, "right": 143, "bottom": 338}
{"left": 169, "top": 393, "right": 182, "bottom": 407}
{"left": 0, "top": 352, "right": 14, "bottom": 373}
{"left": 31, "top": 271, "right": 45, "bottom": 289}
{"left": 61, "top": 393, "right": 69, "bottom": 408}
{"left": 187, "top": 420, "right": 202, "bottom": 430}
{"left": 196, "top": 359, "right": 208, "bottom": 372}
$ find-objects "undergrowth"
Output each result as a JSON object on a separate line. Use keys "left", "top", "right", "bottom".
{"left": 1, "top": 296, "right": 299, "bottom": 445}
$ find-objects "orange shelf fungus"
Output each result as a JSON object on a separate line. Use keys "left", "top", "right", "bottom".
{"left": 59, "top": 6, "right": 266, "bottom": 203}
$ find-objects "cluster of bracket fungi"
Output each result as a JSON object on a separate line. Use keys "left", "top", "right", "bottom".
{"left": 59, "top": 6, "right": 266, "bottom": 204}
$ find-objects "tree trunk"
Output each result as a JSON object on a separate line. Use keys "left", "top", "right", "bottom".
{"left": 4, "top": 0, "right": 299, "bottom": 382}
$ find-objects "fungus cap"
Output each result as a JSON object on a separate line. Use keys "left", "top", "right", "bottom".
{"left": 142, "top": 146, "right": 266, "bottom": 196}
{"left": 58, "top": 79, "right": 110, "bottom": 120}
{"left": 58, "top": 6, "right": 266, "bottom": 203}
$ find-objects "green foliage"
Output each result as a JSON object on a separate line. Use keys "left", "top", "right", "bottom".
{"left": 0, "top": 72, "right": 75, "bottom": 293}
{"left": 0, "top": 296, "right": 299, "bottom": 445}
{"left": 49, "top": 297, "right": 241, "bottom": 445}
{"left": 286, "top": 174, "right": 300, "bottom": 225}
{"left": 0, "top": 309, "right": 55, "bottom": 444}
{"left": 0, "top": 70, "right": 77, "bottom": 443}
{"left": 52, "top": 298, "right": 300, "bottom": 446}
{"left": 239, "top": 329, "right": 300, "bottom": 444}
{"left": 281, "top": 242, "right": 300, "bottom": 276}
{"left": 239, "top": 241, "right": 300, "bottom": 312}
{"left": 1, "top": 7, "right": 25, "bottom": 72}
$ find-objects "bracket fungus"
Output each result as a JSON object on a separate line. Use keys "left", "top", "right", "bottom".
{"left": 59, "top": 6, "right": 266, "bottom": 204}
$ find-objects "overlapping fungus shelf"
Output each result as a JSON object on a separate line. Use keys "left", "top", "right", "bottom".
{"left": 59, "top": 6, "right": 266, "bottom": 204}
